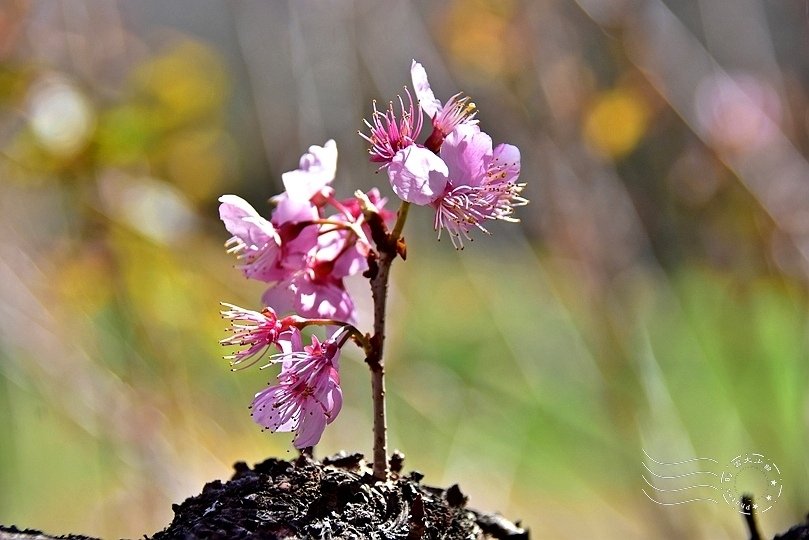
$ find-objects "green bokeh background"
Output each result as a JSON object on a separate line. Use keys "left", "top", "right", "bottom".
{"left": 1, "top": 1, "right": 808, "bottom": 538}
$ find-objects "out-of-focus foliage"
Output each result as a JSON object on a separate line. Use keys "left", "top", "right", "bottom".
{"left": 0, "top": 1, "right": 807, "bottom": 539}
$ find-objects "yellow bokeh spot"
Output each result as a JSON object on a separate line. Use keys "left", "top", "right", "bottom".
{"left": 133, "top": 39, "right": 227, "bottom": 128}
{"left": 583, "top": 88, "right": 649, "bottom": 159}
{"left": 442, "top": 0, "right": 519, "bottom": 77}
{"left": 164, "top": 128, "right": 230, "bottom": 202}
{"left": 56, "top": 249, "right": 114, "bottom": 313}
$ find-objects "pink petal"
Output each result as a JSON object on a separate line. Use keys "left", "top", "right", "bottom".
{"left": 330, "top": 243, "right": 368, "bottom": 278}
{"left": 251, "top": 385, "right": 297, "bottom": 432}
{"left": 261, "top": 281, "right": 297, "bottom": 316}
{"left": 295, "top": 279, "right": 356, "bottom": 323}
{"left": 277, "top": 329, "right": 302, "bottom": 368}
{"left": 316, "top": 227, "right": 368, "bottom": 278}
{"left": 218, "top": 194, "right": 277, "bottom": 247}
{"left": 281, "top": 140, "right": 338, "bottom": 202}
{"left": 323, "top": 375, "right": 342, "bottom": 423}
{"left": 272, "top": 193, "right": 319, "bottom": 224}
{"left": 490, "top": 143, "right": 521, "bottom": 183}
{"left": 387, "top": 146, "right": 449, "bottom": 205}
{"left": 262, "top": 275, "right": 356, "bottom": 323}
{"left": 440, "top": 125, "right": 491, "bottom": 187}
{"left": 293, "top": 399, "right": 328, "bottom": 448}
{"left": 411, "top": 60, "right": 442, "bottom": 118}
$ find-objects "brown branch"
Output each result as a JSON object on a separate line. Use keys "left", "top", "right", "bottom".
{"left": 363, "top": 201, "right": 409, "bottom": 480}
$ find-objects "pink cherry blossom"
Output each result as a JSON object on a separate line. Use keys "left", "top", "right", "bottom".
{"left": 219, "top": 194, "right": 319, "bottom": 283}
{"left": 250, "top": 327, "right": 345, "bottom": 449}
{"left": 219, "top": 194, "right": 285, "bottom": 281}
{"left": 261, "top": 264, "right": 356, "bottom": 323}
{"left": 315, "top": 221, "right": 368, "bottom": 279}
{"left": 432, "top": 124, "right": 527, "bottom": 248}
{"left": 382, "top": 122, "right": 526, "bottom": 243}
{"left": 360, "top": 90, "right": 423, "bottom": 164}
{"left": 221, "top": 179, "right": 391, "bottom": 324}
{"left": 317, "top": 187, "right": 394, "bottom": 278}
{"left": 259, "top": 188, "right": 397, "bottom": 323}
{"left": 220, "top": 303, "right": 292, "bottom": 369}
{"left": 411, "top": 60, "right": 478, "bottom": 152}
{"left": 280, "top": 139, "right": 338, "bottom": 202}
{"left": 336, "top": 187, "right": 396, "bottom": 225}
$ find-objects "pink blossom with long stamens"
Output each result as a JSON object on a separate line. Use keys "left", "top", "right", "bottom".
{"left": 219, "top": 194, "right": 319, "bottom": 283}
{"left": 220, "top": 303, "right": 293, "bottom": 369}
{"left": 411, "top": 60, "right": 478, "bottom": 152}
{"left": 360, "top": 90, "right": 423, "bottom": 164}
{"left": 258, "top": 188, "right": 396, "bottom": 323}
{"left": 219, "top": 195, "right": 288, "bottom": 282}
{"left": 383, "top": 123, "right": 526, "bottom": 246}
{"left": 219, "top": 140, "right": 346, "bottom": 286}
{"left": 250, "top": 327, "right": 345, "bottom": 449}
{"left": 432, "top": 124, "right": 527, "bottom": 248}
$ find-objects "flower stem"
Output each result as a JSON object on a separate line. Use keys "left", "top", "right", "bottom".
{"left": 365, "top": 201, "right": 409, "bottom": 479}
{"left": 391, "top": 201, "right": 410, "bottom": 241}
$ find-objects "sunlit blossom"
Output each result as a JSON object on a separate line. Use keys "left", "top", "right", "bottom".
{"left": 250, "top": 327, "right": 346, "bottom": 449}
{"left": 432, "top": 125, "right": 526, "bottom": 248}
{"left": 219, "top": 194, "right": 286, "bottom": 281}
{"left": 387, "top": 145, "right": 449, "bottom": 205}
{"left": 262, "top": 268, "right": 356, "bottom": 324}
{"left": 411, "top": 60, "right": 478, "bottom": 152}
{"left": 280, "top": 139, "right": 338, "bottom": 202}
{"left": 359, "top": 90, "right": 423, "bottom": 164}
{"left": 220, "top": 303, "right": 291, "bottom": 369}
{"left": 220, "top": 142, "right": 380, "bottom": 323}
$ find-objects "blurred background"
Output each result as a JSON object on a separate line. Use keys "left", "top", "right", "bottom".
{"left": 0, "top": 0, "right": 808, "bottom": 538}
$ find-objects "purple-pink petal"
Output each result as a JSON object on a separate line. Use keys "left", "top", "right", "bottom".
{"left": 440, "top": 124, "right": 491, "bottom": 187}
{"left": 294, "top": 278, "right": 355, "bottom": 323}
{"left": 330, "top": 243, "right": 368, "bottom": 278}
{"left": 431, "top": 127, "right": 525, "bottom": 248}
{"left": 323, "top": 378, "right": 342, "bottom": 424}
{"left": 293, "top": 400, "right": 328, "bottom": 448}
{"left": 219, "top": 195, "right": 289, "bottom": 281}
{"left": 490, "top": 143, "right": 521, "bottom": 182}
{"left": 271, "top": 193, "right": 319, "bottom": 224}
{"left": 219, "top": 195, "right": 278, "bottom": 249}
{"left": 251, "top": 385, "right": 297, "bottom": 432}
{"left": 387, "top": 146, "right": 449, "bottom": 205}
{"left": 281, "top": 139, "right": 338, "bottom": 202}
{"left": 261, "top": 274, "right": 356, "bottom": 323}
{"left": 410, "top": 60, "right": 441, "bottom": 118}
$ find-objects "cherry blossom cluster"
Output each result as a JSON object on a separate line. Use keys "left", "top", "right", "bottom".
{"left": 361, "top": 60, "right": 527, "bottom": 248}
{"left": 218, "top": 140, "right": 393, "bottom": 448}
{"left": 219, "top": 140, "right": 391, "bottom": 324}
{"left": 218, "top": 60, "right": 526, "bottom": 451}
